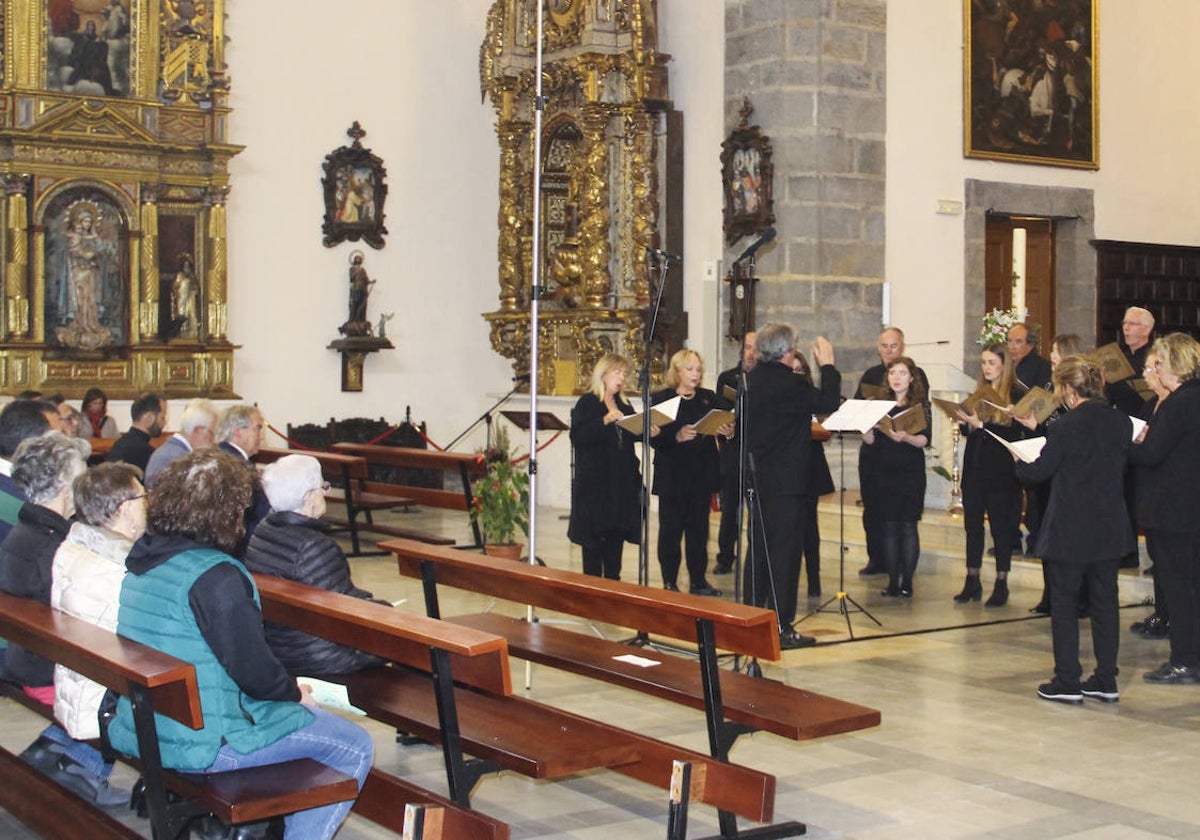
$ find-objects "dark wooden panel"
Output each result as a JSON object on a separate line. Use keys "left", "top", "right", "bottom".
{"left": 1093, "top": 240, "right": 1200, "bottom": 343}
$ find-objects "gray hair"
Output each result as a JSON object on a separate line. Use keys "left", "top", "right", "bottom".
{"left": 73, "top": 462, "right": 144, "bottom": 527}
{"left": 179, "top": 398, "right": 218, "bottom": 435}
{"left": 261, "top": 454, "right": 323, "bottom": 513}
{"left": 216, "top": 404, "right": 261, "bottom": 443}
{"left": 754, "top": 322, "right": 796, "bottom": 364}
{"left": 12, "top": 432, "right": 89, "bottom": 506}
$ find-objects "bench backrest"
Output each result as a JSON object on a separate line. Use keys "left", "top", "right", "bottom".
{"left": 382, "top": 539, "right": 782, "bottom": 661}
{"left": 256, "top": 446, "right": 369, "bottom": 482}
{"left": 0, "top": 590, "right": 202, "bottom": 729}
{"left": 332, "top": 443, "right": 485, "bottom": 510}
{"left": 253, "top": 575, "right": 513, "bottom": 696}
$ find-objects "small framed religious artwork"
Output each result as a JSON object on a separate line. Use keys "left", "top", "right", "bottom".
{"left": 322, "top": 121, "right": 389, "bottom": 249}
{"left": 46, "top": 0, "right": 133, "bottom": 98}
{"left": 721, "top": 99, "right": 775, "bottom": 245}
{"left": 963, "top": 0, "right": 1098, "bottom": 169}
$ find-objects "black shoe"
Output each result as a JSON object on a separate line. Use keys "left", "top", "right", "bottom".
{"left": 953, "top": 574, "right": 982, "bottom": 603}
{"left": 1029, "top": 600, "right": 1050, "bottom": 615}
{"left": 985, "top": 579, "right": 1009, "bottom": 608}
{"left": 1144, "top": 662, "right": 1200, "bottom": 684}
{"left": 47, "top": 755, "right": 128, "bottom": 807}
{"left": 858, "top": 565, "right": 885, "bottom": 576}
{"left": 689, "top": 582, "right": 722, "bottom": 597}
{"left": 1037, "top": 678, "right": 1083, "bottom": 704}
{"left": 1080, "top": 674, "right": 1120, "bottom": 703}
{"left": 900, "top": 585, "right": 913, "bottom": 598}
{"left": 713, "top": 562, "right": 733, "bottom": 575}
{"left": 1141, "top": 615, "right": 1170, "bottom": 638}
{"left": 880, "top": 585, "right": 901, "bottom": 597}
{"left": 779, "top": 629, "right": 817, "bottom": 650}
{"left": 663, "top": 582, "right": 679, "bottom": 592}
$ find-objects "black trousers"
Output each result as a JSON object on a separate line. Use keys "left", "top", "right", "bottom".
{"left": 882, "top": 520, "right": 920, "bottom": 590}
{"left": 1146, "top": 530, "right": 1169, "bottom": 621}
{"left": 581, "top": 532, "right": 624, "bottom": 580}
{"left": 1046, "top": 556, "right": 1120, "bottom": 688}
{"left": 963, "top": 484, "right": 1021, "bottom": 573}
{"left": 716, "top": 467, "right": 743, "bottom": 567}
{"left": 1151, "top": 530, "right": 1200, "bottom": 668}
{"left": 745, "top": 493, "right": 804, "bottom": 627}
{"left": 800, "top": 494, "right": 821, "bottom": 595}
{"left": 859, "top": 462, "right": 885, "bottom": 568}
{"left": 657, "top": 491, "right": 712, "bottom": 588}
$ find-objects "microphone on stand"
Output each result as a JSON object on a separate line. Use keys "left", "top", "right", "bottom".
{"left": 645, "top": 246, "right": 681, "bottom": 265}
{"left": 734, "top": 227, "right": 777, "bottom": 263}
{"left": 512, "top": 373, "right": 531, "bottom": 383}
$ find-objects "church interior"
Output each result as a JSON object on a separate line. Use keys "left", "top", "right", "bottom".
{"left": 4, "top": 1, "right": 1200, "bottom": 837}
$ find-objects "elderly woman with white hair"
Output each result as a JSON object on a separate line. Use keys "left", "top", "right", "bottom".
{"left": 244, "top": 454, "right": 384, "bottom": 676}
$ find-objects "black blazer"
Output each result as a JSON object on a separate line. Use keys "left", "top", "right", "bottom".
{"left": 567, "top": 392, "right": 642, "bottom": 545}
{"left": 1128, "top": 378, "right": 1200, "bottom": 534}
{"left": 744, "top": 361, "right": 841, "bottom": 498}
{"left": 649, "top": 387, "right": 722, "bottom": 496}
{"left": 1015, "top": 399, "right": 1134, "bottom": 563}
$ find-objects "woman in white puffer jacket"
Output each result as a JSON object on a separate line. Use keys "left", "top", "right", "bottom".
{"left": 50, "top": 462, "right": 146, "bottom": 738}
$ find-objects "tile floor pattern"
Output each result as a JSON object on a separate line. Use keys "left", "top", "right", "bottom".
{"left": 1, "top": 503, "right": 1195, "bottom": 839}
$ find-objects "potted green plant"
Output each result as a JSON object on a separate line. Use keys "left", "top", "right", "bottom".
{"left": 470, "top": 437, "right": 530, "bottom": 559}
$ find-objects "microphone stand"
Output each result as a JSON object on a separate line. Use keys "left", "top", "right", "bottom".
{"left": 625, "top": 250, "right": 673, "bottom": 648}
{"left": 444, "top": 378, "right": 527, "bottom": 454}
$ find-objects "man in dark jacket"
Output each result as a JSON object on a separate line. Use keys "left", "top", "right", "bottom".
{"left": 106, "top": 392, "right": 165, "bottom": 472}
{"left": 244, "top": 454, "right": 384, "bottom": 675}
{"left": 743, "top": 323, "right": 842, "bottom": 649}
{"left": 713, "top": 330, "right": 755, "bottom": 575}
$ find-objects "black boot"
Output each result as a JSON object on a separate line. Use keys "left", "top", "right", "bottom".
{"left": 985, "top": 579, "right": 1009, "bottom": 607}
{"left": 953, "top": 574, "right": 982, "bottom": 602}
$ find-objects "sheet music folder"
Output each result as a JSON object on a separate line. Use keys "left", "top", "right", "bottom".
{"left": 820, "top": 399, "right": 896, "bottom": 433}
{"left": 500, "top": 410, "right": 570, "bottom": 432}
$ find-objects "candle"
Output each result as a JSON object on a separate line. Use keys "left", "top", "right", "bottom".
{"left": 1011, "top": 228, "right": 1027, "bottom": 315}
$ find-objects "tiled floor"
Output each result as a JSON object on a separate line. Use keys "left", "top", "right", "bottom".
{"left": 3, "top": 502, "right": 1196, "bottom": 839}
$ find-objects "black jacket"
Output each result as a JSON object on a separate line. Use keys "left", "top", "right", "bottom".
{"left": 107, "top": 427, "right": 154, "bottom": 472}
{"left": 1128, "top": 378, "right": 1200, "bottom": 534}
{"left": 244, "top": 512, "right": 384, "bottom": 676}
{"left": 744, "top": 361, "right": 842, "bottom": 497}
{"left": 1016, "top": 400, "right": 1134, "bottom": 563}
{"left": 568, "top": 392, "right": 642, "bottom": 545}
{"left": 0, "top": 503, "right": 71, "bottom": 686}
{"left": 649, "top": 387, "right": 722, "bottom": 496}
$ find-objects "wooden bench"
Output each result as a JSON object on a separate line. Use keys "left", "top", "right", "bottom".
{"left": 383, "top": 538, "right": 883, "bottom": 838}
{"left": 332, "top": 442, "right": 488, "bottom": 549}
{"left": 253, "top": 574, "right": 783, "bottom": 831}
{"left": 0, "top": 590, "right": 359, "bottom": 840}
{"left": 255, "top": 445, "right": 429, "bottom": 556}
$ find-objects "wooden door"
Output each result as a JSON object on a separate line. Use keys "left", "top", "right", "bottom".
{"left": 985, "top": 216, "right": 1056, "bottom": 342}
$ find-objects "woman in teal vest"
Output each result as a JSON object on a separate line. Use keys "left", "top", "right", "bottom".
{"left": 107, "top": 448, "right": 373, "bottom": 839}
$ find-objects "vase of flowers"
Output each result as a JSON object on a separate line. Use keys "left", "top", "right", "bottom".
{"left": 470, "top": 431, "right": 530, "bottom": 559}
{"left": 979, "top": 305, "right": 1027, "bottom": 347}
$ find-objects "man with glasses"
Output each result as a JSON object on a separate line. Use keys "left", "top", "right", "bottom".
{"left": 144, "top": 398, "right": 218, "bottom": 487}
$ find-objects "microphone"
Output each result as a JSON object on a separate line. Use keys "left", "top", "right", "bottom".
{"left": 735, "top": 227, "right": 777, "bottom": 263}
{"left": 645, "top": 246, "right": 681, "bottom": 264}
{"left": 512, "top": 373, "right": 531, "bottom": 383}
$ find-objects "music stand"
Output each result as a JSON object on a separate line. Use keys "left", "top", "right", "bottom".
{"left": 797, "top": 399, "right": 891, "bottom": 638}
{"left": 499, "top": 411, "right": 569, "bottom": 434}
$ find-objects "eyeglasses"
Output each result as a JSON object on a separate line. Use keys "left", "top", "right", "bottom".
{"left": 1144, "top": 362, "right": 1162, "bottom": 372}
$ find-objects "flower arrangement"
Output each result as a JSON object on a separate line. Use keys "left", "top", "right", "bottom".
{"left": 978, "top": 305, "right": 1027, "bottom": 347}
{"left": 470, "top": 429, "right": 530, "bottom": 547}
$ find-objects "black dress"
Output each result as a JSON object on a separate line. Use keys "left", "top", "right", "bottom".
{"left": 568, "top": 392, "right": 642, "bottom": 579}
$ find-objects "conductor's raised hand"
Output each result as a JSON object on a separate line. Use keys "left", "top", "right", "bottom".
{"left": 812, "top": 336, "right": 835, "bottom": 367}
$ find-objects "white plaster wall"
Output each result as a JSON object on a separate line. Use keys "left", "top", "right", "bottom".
{"left": 886, "top": 0, "right": 1200, "bottom": 374}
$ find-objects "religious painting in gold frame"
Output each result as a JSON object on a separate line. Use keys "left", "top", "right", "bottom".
{"left": 322, "top": 122, "right": 389, "bottom": 250}
{"left": 46, "top": 0, "right": 133, "bottom": 97}
{"left": 963, "top": 0, "right": 1098, "bottom": 169}
{"left": 721, "top": 99, "right": 775, "bottom": 246}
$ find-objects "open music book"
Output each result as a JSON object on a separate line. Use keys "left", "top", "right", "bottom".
{"left": 876, "top": 405, "right": 927, "bottom": 436}
{"left": 820, "top": 399, "right": 896, "bottom": 433}
{"left": 1090, "top": 342, "right": 1137, "bottom": 383}
{"left": 931, "top": 386, "right": 1006, "bottom": 423}
{"left": 986, "top": 430, "right": 1047, "bottom": 463}
{"left": 616, "top": 395, "right": 681, "bottom": 436}
{"left": 982, "top": 386, "right": 1061, "bottom": 425}
{"left": 691, "top": 409, "right": 736, "bottom": 436}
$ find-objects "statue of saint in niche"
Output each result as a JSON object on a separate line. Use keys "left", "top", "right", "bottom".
{"left": 171, "top": 253, "right": 199, "bottom": 338}
{"left": 54, "top": 200, "right": 118, "bottom": 350}
{"left": 339, "top": 251, "right": 377, "bottom": 337}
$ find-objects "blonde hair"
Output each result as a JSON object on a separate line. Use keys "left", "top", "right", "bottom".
{"left": 1053, "top": 355, "right": 1105, "bottom": 401}
{"left": 589, "top": 354, "right": 632, "bottom": 399}
{"left": 664, "top": 349, "right": 703, "bottom": 389}
{"left": 1154, "top": 333, "right": 1200, "bottom": 383}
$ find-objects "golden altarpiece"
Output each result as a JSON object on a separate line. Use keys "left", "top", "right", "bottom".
{"left": 480, "top": 0, "right": 684, "bottom": 394}
{"left": 0, "top": 0, "right": 239, "bottom": 399}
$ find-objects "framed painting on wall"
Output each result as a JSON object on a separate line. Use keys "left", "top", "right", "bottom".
{"left": 721, "top": 99, "right": 775, "bottom": 245}
{"left": 964, "top": 0, "right": 1098, "bottom": 169}
{"left": 322, "top": 122, "right": 389, "bottom": 249}
{"left": 46, "top": 0, "right": 133, "bottom": 97}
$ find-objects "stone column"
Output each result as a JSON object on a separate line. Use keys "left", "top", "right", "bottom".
{"left": 725, "top": 0, "right": 886, "bottom": 372}
{"left": 3, "top": 175, "right": 30, "bottom": 338}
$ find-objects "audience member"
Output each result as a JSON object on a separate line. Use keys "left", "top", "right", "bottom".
{"left": 79, "top": 387, "right": 119, "bottom": 440}
{"left": 216, "top": 404, "right": 270, "bottom": 548}
{"left": 144, "top": 398, "right": 217, "bottom": 486}
{"left": 106, "top": 393, "right": 165, "bottom": 472}
{"left": 107, "top": 449, "right": 373, "bottom": 838}
{"left": 0, "top": 400, "right": 55, "bottom": 542}
{"left": 245, "top": 454, "right": 385, "bottom": 676}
